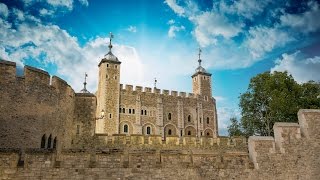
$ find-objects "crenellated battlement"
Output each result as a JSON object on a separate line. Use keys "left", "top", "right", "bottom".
{"left": 248, "top": 109, "right": 320, "bottom": 170}
{"left": 0, "top": 59, "right": 75, "bottom": 95}
{"left": 119, "top": 83, "right": 201, "bottom": 99}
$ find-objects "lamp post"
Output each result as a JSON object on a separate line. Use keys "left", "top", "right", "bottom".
{"left": 95, "top": 110, "right": 105, "bottom": 120}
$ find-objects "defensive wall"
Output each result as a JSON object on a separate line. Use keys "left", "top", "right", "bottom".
{"left": 0, "top": 60, "right": 96, "bottom": 151}
{"left": 0, "top": 109, "right": 319, "bottom": 179}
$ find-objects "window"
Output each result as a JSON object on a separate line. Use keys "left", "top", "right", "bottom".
{"left": 124, "top": 124, "right": 128, "bottom": 133}
{"left": 133, "top": 109, "right": 135, "bottom": 114}
{"left": 122, "top": 108, "right": 125, "bottom": 113}
{"left": 207, "top": 117, "right": 209, "bottom": 124}
{"left": 53, "top": 137, "right": 57, "bottom": 149}
{"left": 41, "top": 134, "right": 46, "bottom": 148}
{"left": 207, "top": 132, "right": 210, "bottom": 136}
{"left": 168, "top": 129, "right": 172, "bottom": 135}
{"left": 200, "top": 118, "right": 202, "bottom": 123}
{"left": 129, "top": 109, "right": 131, "bottom": 114}
{"left": 119, "top": 108, "right": 122, "bottom": 113}
{"left": 168, "top": 113, "right": 171, "bottom": 120}
{"left": 76, "top": 125, "right": 80, "bottom": 135}
{"left": 47, "top": 134, "right": 52, "bottom": 149}
{"left": 144, "top": 110, "right": 147, "bottom": 115}
{"left": 201, "top": 132, "right": 203, "bottom": 136}
{"left": 188, "top": 131, "right": 191, "bottom": 136}
{"left": 115, "top": 76, "right": 117, "bottom": 80}
{"left": 180, "top": 130, "right": 183, "bottom": 136}
{"left": 109, "top": 113, "right": 112, "bottom": 119}
{"left": 115, "top": 65, "right": 117, "bottom": 68}
{"left": 141, "top": 110, "right": 144, "bottom": 115}
{"left": 147, "top": 127, "right": 151, "bottom": 135}
{"left": 188, "top": 115, "right": 191, "bottom": 122}
{"left": 106, "top": 75, "right": 109, "bottom": 79}
{"left": 107, "top": 64, "right": 109, "bottom": 67}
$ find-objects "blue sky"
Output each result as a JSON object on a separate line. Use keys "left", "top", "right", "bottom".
{"left": 1, "top": 0, "right": 320, "bottom": 135}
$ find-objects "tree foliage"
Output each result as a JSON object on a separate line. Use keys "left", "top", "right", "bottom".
{"left": 227, "top": 117, "right": 243, "bottom": 137}
{"left": 238, "top": 71, "right": 320, "bottom": 137}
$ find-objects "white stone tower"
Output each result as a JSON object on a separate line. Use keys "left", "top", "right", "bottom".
{"left": 192, "top": 48, "right": 212, "bottom": 98}
{"left": 96, "top": 33, "right": 121, "bottom": 135}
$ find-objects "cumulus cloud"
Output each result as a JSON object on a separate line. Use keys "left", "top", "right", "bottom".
{"left": 271, "top": 51, "right": 320, "bottom": 83}
{"left": 0, "top": 3, "right": 8, "bottom": 18}
{"left": 167, "top": 19, "right": 175, "bottom": 25}
{"left": 164, "top": 0, "right": 185, "bottom": 16}
{"left": 127, "top": 26, "right": 137, "bottom": 33}
{"left": 220, "top": 0, "right": 272, "bottom": 20}
{"left": 39, "top": 8, "right": 55, "bottom": 16}
{"left": 246, "top": 26, "right": 294, "bottom": 59}
{"left": 280, "top": 1, "right": 320, "bottom": 33}
{"left": 191, "top": 11, "right": 243, "bottom": 47}
{"left": 46, "top": 0, "right": 73, "bottom": 10}
{"left": 0, "top": 7, "right": 145, "bottom": 92}
{"left": 168, "top": 25, "right": 185, "bottom": 38}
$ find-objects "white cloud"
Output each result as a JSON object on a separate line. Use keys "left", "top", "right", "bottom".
{"left": 12, "top": 8, "right": 25, "bottom": 21}
{"left": 0, "top": 3, "right": 8, "bottom": 18}
{"left": 78, "top": 0, "right": 89, "bottom": 7}
{"left": 47, "top": 0, "right": 73, "bottom": 10}
{"left": 190, "top": 11, "right": 243, "bottom": 47}
{"left": 127, "top": 26, "right": 137, "bottom": 33}
{"left": 246, "top": 26, "right": 294, "bottom": 59}
{"left": 168, "top": 25, "right": 185, "bottom": 38}
{"left": 271, "top": 51, "right": 320, "bottom": 83}
{"left": 280, "top": 1, "right": 320, "bottom": 33}
{"left": 220, "top": 0, "right": 272, "bottom": 20}
{"left": 167, "top": 19, "right": 175, "bottom": 25}
{"left": 39, "top": 8, "right": 55, "bottom": 16}
{"left": 164, "top": 0, "right": 185, "bottom": 16}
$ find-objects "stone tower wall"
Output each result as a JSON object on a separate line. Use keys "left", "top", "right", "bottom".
{"left": 0, "top": 60, "right": 75, "bottom": 150}
{"left": 72, "top": 93, "right": 97, "bottom": 149}
{"left": 96, "top": 62, "right": 120, "bottom": 135}
{"left": 118, "top": 85, "right": 217, "bottom": 138}
{"left": 192, "top": 74, "right": 212, "bottom": 98}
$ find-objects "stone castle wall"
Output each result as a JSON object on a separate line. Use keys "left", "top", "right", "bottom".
{"left": 0, "top": 109, "right": 319, "bottom": 179}
{"left": 0, "top": 60, "right": 76, "bottom": 150}
{"left": 118, "top": 84, "right": 217, "bottom": 138}
{"left": 0, "top": 60, "right": 96, "bottom": 151}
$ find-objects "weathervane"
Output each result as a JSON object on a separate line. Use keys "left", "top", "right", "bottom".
{"left": 198, "top": 47, "right": 202, "bottom": 66}
{"left": 80, "top": 72, "right": 90, "bottom": 93}
{"left": 108, "top": 32, "right": 114, "bottom": 52}
{"left": 154, "top": 78, "right": 157, "bottom": 88}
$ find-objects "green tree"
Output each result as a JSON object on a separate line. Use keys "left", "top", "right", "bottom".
{"left": 227, "top": 117, "right": 243, "bottom": 137}
{"left": 239, "top": 71, "right": 303, "bottom": 136}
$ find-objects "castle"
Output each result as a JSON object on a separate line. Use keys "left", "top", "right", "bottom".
{"left": 0, "top": 36, "right": 319, "bottom": 179}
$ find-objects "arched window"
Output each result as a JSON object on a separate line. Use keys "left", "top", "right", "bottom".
{"left": 53, "top": 137, "right": 57, "bottom": 149}
{"left": 207, "top": 132, "right": 210, "bottom": 136}
{"left": 141, "top": 110, "right": 144, "bottom": 115}
{"left": 188, "top": 115, "right": 191, "bottom": 122}
{"left": 109, "top": 114, "right": 112, "bottom": 119}
{"left": 200, "top": 118, "right": 202, "bottom": 123}
{"left": 133, "top": 109, "right": 135, "bottom": 114}
{"left": 207, "top": 117, "right": 209, "bottom": 124}
{"left": 188, "top": 131, "right": 191, "bottom": 136}
{"left": 47, "top": 134, "right": 52, "bottom": 149}
{"left": 107, "top": 64, "right": 109, "bottom": 67}
{"left": 41, "top": 134, "right": 46, "bottom": 148}
{"left": 119, "top": 108, "right": 122, "bottom": 113}
{"left": 146, "top": 127, "right": 151, "bottom": 135}
{"left": 144, "top": 110, "right": 147, "bottom": 115}
{"left": 168, "top": 113, "right": 171, "bottom": 120}
{"left": 129, "top": 109, "right": 131, "bottom": 114}
{"left": 168, "top": 129, "right": 172, "bottom": 135}
{"left": 124, "top": 124, "right": 128, "bottom": 133}
{"left": 122, "top": 108, "right": 125, "bottom": 113}
{"left": 180, "top": 130, "right": 183, "bottom": 136}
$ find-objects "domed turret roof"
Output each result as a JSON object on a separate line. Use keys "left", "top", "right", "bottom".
{"left": 192, "top": 48, "right": 211, "bottom": 77}
{"left": 98, "top": 32, "right": 121, "bottom": 66}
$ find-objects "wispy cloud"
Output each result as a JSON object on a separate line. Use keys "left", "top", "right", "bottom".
{"left": 127, "top": 25, "right": 137, "bottom": 33}
{"left": 168, "top": 25, "right": 185, "bottom": 38}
